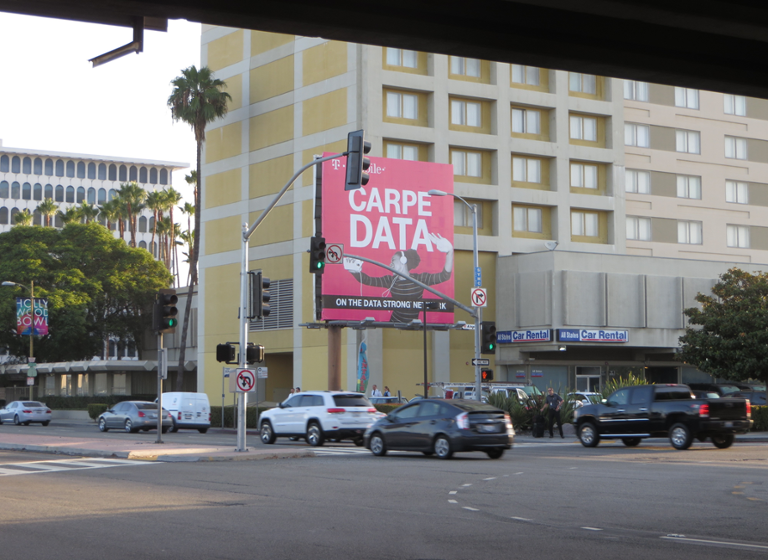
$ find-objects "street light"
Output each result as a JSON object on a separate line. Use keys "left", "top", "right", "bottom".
{"left": 427, "top": 190, "right": 483, "bottom": 402}
{"left": 2, "top": 280, "right": 36, "bottom": 399}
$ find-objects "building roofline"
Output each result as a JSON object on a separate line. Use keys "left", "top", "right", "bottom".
{"left": 0, "top": 145, "right": 188, "bottom": 170}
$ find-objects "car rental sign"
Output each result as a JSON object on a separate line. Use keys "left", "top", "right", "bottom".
{"left": 497, "top": 329, "right": 552, "bottom": 343}
{"left": 557, "top": 329, "right": 629, "bottom": 343}
{"left": 320, "top": 154, "right": 455, "bottom": 324}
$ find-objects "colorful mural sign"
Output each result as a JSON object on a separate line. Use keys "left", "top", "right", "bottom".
{"left": 16, "top": 297, "right": 48, "bottom": 336}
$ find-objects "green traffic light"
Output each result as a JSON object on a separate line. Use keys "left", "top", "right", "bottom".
{"left": 316, "top": 262, "right": 324, "bottom": 270}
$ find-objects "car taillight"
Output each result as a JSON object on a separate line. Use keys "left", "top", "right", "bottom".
{"left": 746, "top": 400, "right": 752, "bottom": 418}
{"left": 699, "top": 403, "right": 709, "bottom": 418}
{"left": 367, "top": 408, "right": 377, "bottom": 413}
{"left": 178, "top": 412, "right": 182, "bottom": 420}
{"left": 456, "top": 412, "right": 469, "bottom": 430}
{"left": 504, "top": 413, "right": 513, "bottom": 430}
{"left": 208, "top": 413, "right": 211, "bottom": 421}
{"left": 327, "top": 408, "right": 345, "bottom": 414}
{"left": 22, "top": 409, "right": 31, "bottom": 413}
{"left": 46, "top": 410, "right": 52, "bottom": 414}
{"left": 138, "top": 411, "right": 146, "bottom": 418}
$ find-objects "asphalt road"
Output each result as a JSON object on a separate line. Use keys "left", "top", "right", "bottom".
{"left": 0, "top": 427, "right": 766, "bottom": 560}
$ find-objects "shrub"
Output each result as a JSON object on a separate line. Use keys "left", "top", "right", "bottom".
{"left": 751, "top": 405, "right": 767, "bottom": 432}
{"left": 88, "top": 404, "right": 108, "bottom": 419}
{"left": 37, "top": 395, "right": 157, "bottom": 410}
{"left": 374, "top": 404, "right": 400, "bottom": 415}
{"left": 210, "top": 406, "right": 269, "bottom": 429}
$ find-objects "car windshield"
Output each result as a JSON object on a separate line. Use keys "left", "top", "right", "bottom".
{"left": 136, "top": 403, "right": 160, "bottom": 410}
{"left": 333, "top": 395, "right": 371, "bottom": 407}
{"left": 719, "top": 385, "right": 741, "bottom": 395}
{"left": 22, "top": 401, "right": 44, "bottom": 407}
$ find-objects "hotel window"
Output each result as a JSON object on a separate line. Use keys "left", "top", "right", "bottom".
{"left": 454, "top": 200, "right": 483, "bottom": 228}
{"left": 626, "top": 216, "right": 651, "bottom": 241}
{"left": 512, "top": 157, "right": 541, "bottom": 183}
{"left": 725, "top": 137, "right": 747, "bottom": 160}
{"left": 676, "top": 175, "right": 701, "bottom": 199}
{"left": 724, "top": 94, "right": 747, "bottom": 116}
{"left": 626, "top": 170, "right": 650, "bottom": 194}
{"left": 512, "top": 108, "right": 540, "bottom": 134}
{"left": 727, "top": 225, "right": 750, "bottom": 248}
{"left": 451, "top": 99, "right": 482, "bottom": 127}
{"left": 676, "top": 130, "right": 701, "bottom": 154}
{"left": 386, "top": 91, "right": 418, "bottom": 120}
{"left": 570, "top": 115, "right": 597, "bottom": 142}
{"left": 511, "top": 65, "right": 540, "bottom": 86}
{"left": 624, "top": 80, "right": 649, "bottom": 101}
{"left": 451, "top": 150, "right": 482, "bottom": 178}
{"left": 726, "top": 180, "right": 748, "bottom": 204}
{"left": 450, "top": 57, "right": 481, "bottom": 78}
{"left": 571, "top": 211, "right": 599, "bottom": 237}
{"left": 570, "top": 163, "right": 598, "bottom": 189}
{"left": 677, "top": 220, "right": 702, "bottom": 244}
{"left": 569, "top": 73, "right": 596, "bottom": 95}
{"left": 513, "top": 207, "right": 542, "bottom": 233}
{"left": 386, "top": 142, "right": 419, "bottom": 161}
{"left": 625, "top": 124, "right": 650, "bottom": 147}
{"left": 386, "top": 48, "right": 418, "bottom": 68}
{"left": 674, "top": 87, "right": 700, "bottom": 109}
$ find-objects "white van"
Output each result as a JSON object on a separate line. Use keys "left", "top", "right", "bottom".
{"left": 160, "top": 392, "right": 211, "bottom": 433}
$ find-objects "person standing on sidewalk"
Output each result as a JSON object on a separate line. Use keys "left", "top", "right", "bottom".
{"left": 542, "top": 388, "right": 564, "bottom": 438}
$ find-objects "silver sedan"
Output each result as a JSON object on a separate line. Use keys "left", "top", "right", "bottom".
{"left": 97, "top": 401, "right": 172, "bottom": 433}
{"left": 0, "top": 401, "right": 52, "bottom": 426}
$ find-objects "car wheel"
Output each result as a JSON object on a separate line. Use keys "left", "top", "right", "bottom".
{"left": 621, "top": 438, "right": 641, "bottom": 447}
{"left": 434, "top": 435, "right": 453, "bottom": 459}
{"left": 98, "top": 418, "right": 109, "bottom": 432}
{"left": 711, "top": 434, "right": 735, "bottom": 449}
{"left": 198, "top": 428, "right": 208, "bottom": 434}
{"left": 578, "top": 422, "right": 600, "bottom": 447}
{"left": 13, "top": 415, "right": 21, "bottom": 426}
{"left": 486, "top": 448, "right": 505, "bottom": 459}
{"left": 260, "top": 421, "right": 276, "bottom": 444}
{"left": 169, "top": 418, "right": 179, "bottom": 433}
{"left": 124, "top": 419, "right": 136, "bottom": 433}
{"left": 42, "top": 421, "right": 50, "bottom": 427}
{"left": 370, "top": 433, "right": 387, "bottom": 456}
{"left": 669, "top": 423, "right": 693, "bottom": 450}
{"left": 306, "top": 422, "right": 324, "bottom": 447}
{"left": 353, "top": 438, "right": 364, "bottom": 447}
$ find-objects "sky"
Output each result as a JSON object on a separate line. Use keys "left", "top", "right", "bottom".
{"left": 0, "top": 12, "right": 201, "bottom": 203}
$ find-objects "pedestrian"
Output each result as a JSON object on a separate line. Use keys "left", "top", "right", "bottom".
{"left": 295, "top": 387, "right": 301, "bottom": 393}
{"left": 542, "top": 387, "right": 564, "bottom": 438}
{"left": 288, "top": 388, "right": 295, "bottom": 396}
{"left": 383, "top": 386, "right": 391, "bottom": 397}
{"left": 371, "top": 384, "right": 382, "bottom": 397}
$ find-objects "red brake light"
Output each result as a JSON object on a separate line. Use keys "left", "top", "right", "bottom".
{"left": 699, "top": 403, "right": 709, "bottom": 418}
{"left": 456, "top": 412, "right": 470, "bottom": 430}
{"left": 746, "top": 399, "right": 752, "bottom": 417}
{"left": 327, "top": 408, "right": 345, "bottom": 414}
{"left": 367, "top": 408, "right": 377, "bottom": 413}
{"left": 208, "top": 413, "right": 211, "bottom": 421}
{"left": 138, "top": 411, "right": 146, "bottom": 418}
{"left": 22, "top": 409, "right": 31, "bottom": 414}
{"left": 178, "top": 412, "right": 182, "bottom": 420}
{"left": 46, "top": 410, "right": 51, "bottom": 414}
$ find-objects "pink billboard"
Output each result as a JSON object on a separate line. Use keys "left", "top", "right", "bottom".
{"left": 321, "top": 154, "right": 455, "bottom": 324}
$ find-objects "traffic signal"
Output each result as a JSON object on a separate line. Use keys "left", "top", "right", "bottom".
{"left": 309, "top": 236, "right": 326, "bottom": 274}
{"left": 153, "top": 289, "right": 178, "bottom": 334}
{"left": 246, "top": 344, "right": 264, "bottom": 364}
{"left": 345, "top": 129, "right": 371, "bottom": 191}
{"left": 251, "top": 272, "right": 271, "bottom": 319}
{"left": 216, "top": 343, "right": 236, "bottom": 363}
{"left": 481, "top": 368, "right": 494, "bottom": 381}
{"left": 480, "top": 321, "right": 497, "bottom": 354}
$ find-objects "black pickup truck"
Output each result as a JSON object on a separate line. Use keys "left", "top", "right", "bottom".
{"left": 573, "top": 384, "right": 753, "bottom": 450}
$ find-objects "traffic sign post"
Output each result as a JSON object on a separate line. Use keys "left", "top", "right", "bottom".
{"left": 325, "top": 243, "right": 344, "bottom": 264}
{"left": 471, "top": 287, "right": 488, "bottom": 308}
{"left": 257, "top": 367, "right": 268, "bottom": 379}
{"left": 233, "top": 368, "right": 257, "bottom": 393}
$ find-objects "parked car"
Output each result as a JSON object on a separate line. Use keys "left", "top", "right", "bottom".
{"left": 692, "top": 390, "right": 721, "bottom": 399}
{"left": 687, "top": 383, "right": 743, "bottom": 397}
{"left": 0, "top": 401, "right": 52, "bottom": 426}
{"left": 369, "top": 396, "right": 409, "bottom": 405}
{"left": 364, "top": 399, "right": 514, "bottom": 459}
{"left": 157, "top": 392, "right": 211, "bottom": 433}
{"left": 734, "top": 391, "right": 767, "bottom": 406}
{"left": 567, "top": 392, "right": 601, "bottom": 408}
{"left": 259, "top": 391, "right": 380, "bottom": 447}
{"left": 97, "top": 401, "right": 173, "bottom": 433}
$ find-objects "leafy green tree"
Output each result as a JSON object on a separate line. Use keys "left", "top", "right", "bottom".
{"left": 58, "top": 207, "right": 81, "bottom": 226}
{"left": 169, "top": 65, "right": 231, "bottom": 390}
{"left": 77, "top": 202, "right": 100, "bottom": 224}
{"left": 0, "top": 223, "right": 172, "bottom": 363}
{"left": 677, "top": 267, "right": 768, "bottom": 385}
{"left": 37, "top": 199, "right": 58, "bottom": 227}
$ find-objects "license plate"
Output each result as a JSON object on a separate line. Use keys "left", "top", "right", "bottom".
{"left": 725, "top": 421, "right": 733, "bottom": 428}
{"left": 478, "top": 424, "right": 498, "bottom": 433}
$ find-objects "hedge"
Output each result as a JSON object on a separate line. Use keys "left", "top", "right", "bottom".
{"left": 38, "top": 395, "right": 157, "bottom": 410}
{"left": 752, "top": 405, "right": 767, "bottom": 432}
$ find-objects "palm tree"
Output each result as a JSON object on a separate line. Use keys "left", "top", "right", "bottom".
{"left": 146, "top": 191, "right": 164, "bottom": 257}
{"left": 78, "top": 202, "right": 100, "bottom": 224}
{"left": 57, "top": 208, "right": 81, "bottom": 226}
{"left": 37, "top": 199, "right": 58, "bottom": 227}
{"left": 118, "top": 181, "right": 147, "bottom": 247}
{"left": 169, "top": 65, "right": 231, "bottom": 390}
{"left": 164, "top": 187, "right": 183, "bottom": 283}
{"left": 178, "top": 229, "right": 194, "bottom": 287}
{"left": 99, "top": 199, "right": 121, "bottom": 233}
{"left": 13, "top": 209, "right": 32, "bottom": 226}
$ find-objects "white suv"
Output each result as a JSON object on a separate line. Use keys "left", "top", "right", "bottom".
{"left": 259, "top": 391, "right": 379, "bottom": 447}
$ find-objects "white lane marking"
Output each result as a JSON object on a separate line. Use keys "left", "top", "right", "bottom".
{"left": 484, "top": 477, "right": 497, "bottom": 480}
{"left": 503, "top": 474, "right": 509, "bottom": 477}
{"left": 569, "top": 467, "right": 578, "bottom": 470}
{"left": 448, "top": 500, "right": 458, "bottom": 504}
{"left": 449, "top": 491, "right": 457, "bottom": 495}
{"left": 463, "top": 507, "right": 479, "bottom": 511}
{"left": 511, "top": 517, "right": 532, "bottom": 521}
{"left": 660, "top": 536, "right": 768, "bottom": 551}
{"left": 462, "top": 483, "right": 472, "bottom": 487}
{"left": 582, "top": 527, "right": 602, "bottom": 531}
{"left": 0, "top": 458, "right": 154, "bottom": 476}
{"left": 514, "top": 472, "right": 524, "bottom": 475}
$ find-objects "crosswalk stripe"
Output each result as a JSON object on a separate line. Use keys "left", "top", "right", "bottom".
{"left": 0, "top": 458, "right": 155, "bottom": 476}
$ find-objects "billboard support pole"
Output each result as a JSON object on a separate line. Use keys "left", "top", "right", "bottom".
{"left": 328, "top": 325, "right": 341, "bottom": 390}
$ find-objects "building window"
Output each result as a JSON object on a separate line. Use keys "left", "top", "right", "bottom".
{"left": 150, "top": 168, "right": 158, "bottom": 184}
{"left": 454, "top": 200, "right": 483, "bottom": 228}
{"left": 570, "top": 115, "right": 597, "bottom": 142}
{"left": 678, "top": 221, "right": 702, "bottom": 244}
{"left": 724, "top": 94, "right": 747, "bottom": 116}
{"left": 55, "top": 185, "right": 64, "bottom": 202}
{"left": 513, "top": 207, "right": 542, "bottom": 233}
{"left": 11, "top": 182, "right": 20, "bottom": 199}
{"left": 676, "top": 175, "right": 701, "bottom": 199}
{"left": 87, "top": 187, "right": 96, "bottom": 204}
{"left": 98, "top": 164, "right": 107, "bottom": 180}
{"left": 624, "top": 80, "right": 649, "bottom": 101}
{"left": 108, "top": 164, "right": 117, "bottom": 181}
{"left": 674, "top": 87, "right": 700, "bottom": 109}
{"left": 22, "top": 183, "right": 31, "bottom": 200}
{"left": 451, "top": 150, "right": 482, "bottom": 177}
{"left": 139, "top": 216, "right": 147, "bottom": 233}
{"left": 66, "top": 161, "right": 75, "bottom": 178}
{"left": 33, "top": 183, "right": 42, "bottom": 201}
{"left": 386, "top": 48, "right": 418, "bottom": 68}
{"left": 726, "top": 180, "right": 748, "bottom": 204}
{"left": 727, "top": 225, "right": 750, "bottom": 248}
{"left": 725, "top": 136, "right": 747, "bottom": 160}
{"left": 511, "top": 65, "right": 539, "bottom": 86}
{"left": 571, "top": 211, "right": 599, "bottom": 237}
{"left": 76, "top": 161, "right": 85, "bottom": 179}
{"left": 0, "top": 207, "right": 7, "bottom": 224}
{"left": 386, "top": 91, "right": 418, "bottom": 120}
{"left": 11, "top": 156, "right": 20, "bottom": 173}
{"left": 450, "top": 57, "right": 481, "bottom": 78}
{"left": 626, "top": 216, "right": 651, "bottom": 241}
{"left": 675, "top": 130, "right": 701, "bottom": 154}
{"left": 451, "top": 99, "right": 482, "bottom": 127}
{"left": 512, "top": 157, "right": 541, "bottom": 183}
{"left": 55, "top": 160, "right": 64, "bottom": 177}
{"left": 33, "top": 158, "right": 42, "bottom": 175}
{"left": 0, "top": 181, "right": 7, "bottom": 197}
{"left": 44, "top": 159, "right": 53, "bottom": 176}
{"left": 569, "top": 73, "right": 596, "bottom": 94}
{"left": 625, "top": 124, "right": 650, "bottom": 148}
{"left": 22, "top": 157, "right": 31, "bottom": 174}
{"left": 139, "top": 167, "right": 148, "bottom": 183}
{"left": 250, "top": 278, "right": 294, "bottom": 330}
{"left": 98, "top": 188, "right": 107, "bottom": 204}
{"left": 386, "top": 142, "right": 419, "bottom": 161}
{"left": 512, "top": 108, "right": 540, "bottom": 134}
{"left": 45, "top": 184, "right": 53, "bottom": 199}
{"left": 119, "top": 165, "right": 127, "bottom": 182}
{"left": 76, "top": 187, "right": 85, "bottom": 203}
{"left": 570, "top": 163, "right": 598, "bottom": 189}
{"left": 87, "top": 162, "right": 96, "bottom": 179}
{"left": 66, "top": 186, "right": 74, "bottom": 203}
{"left": 625, "top": 170, "right": 650, "bottom": 194}
{"left": 129, "top": 166, "right": 137, "bottom": 181}
{"left": 159, "top": 169, "right": 168, "bottom": 185}
{"left": 0, "top": 155, "right": 8, "bottom": 172}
